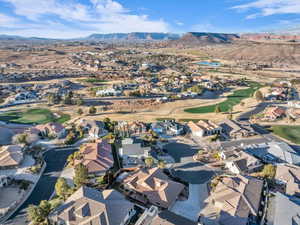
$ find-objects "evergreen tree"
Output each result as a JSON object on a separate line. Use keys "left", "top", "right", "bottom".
{"left": 255, "top": 90, "right": 264, "bottom": 102}
{"left": 55, "top": 177, "right": 70, "bottom": 200}
{"left": 74, "top": 164, "right": 88, "bottom": 187}
{"left": 89, "top": 106, "right": 97, "bottom": 114}
{"left": 145, "top": 157, "right": 154, "bottom": 168}
{"left": 215, "top": 105, "right": 221, "bottom": 113}
{"left": 77, "top": 108, "right": 83, "bottom": 115}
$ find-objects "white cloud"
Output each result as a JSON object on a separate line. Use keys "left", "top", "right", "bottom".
{"left": 0, "top": 0, "right": 170, "bottom": 37}
{"left": 233, "top": 0, "right": 300, "bottom": 18}
{"left": 0, "top": 13, "right": 18, "bottom": 27}
{"left": 2, "top": 0, "right": 93, "bottom": 21}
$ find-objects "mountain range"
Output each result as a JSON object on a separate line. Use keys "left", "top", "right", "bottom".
{"left": 1, "top": 32, "right": 300, "bottom": 45}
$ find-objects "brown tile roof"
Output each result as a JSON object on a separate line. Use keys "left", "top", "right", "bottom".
{"left": 275, "top": 164, "right": 300, "bottom": 196}
{"left": 50, "top": 186, "right": 134, "bottom": 225}
{"left": 212, "top": 175, "right": 264, "bottom": 225}
{"left": 35, "top": 122, "right": 65, "bottom": 134}
{"left": 197, "top": 120, "right": 219, "bottom": 130}
{"left": 0, "top": 145, "right": 23, "bottom": 167}
{"left": 187, "top": 121, "right": 203, "bottom": 133}
{"left": 74, "top": 140, "right": 114, "bottom": 174}
{"left": 123, "top": 168, "right": 185, "bottom": 208}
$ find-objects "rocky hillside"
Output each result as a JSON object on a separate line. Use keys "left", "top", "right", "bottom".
{"left": 87, "top": 32, "right": 180, "bottom": 41}
{"left": 241, "top": 33, "right": 300, "bottom": 42}
{"left": 212, "top": 41, "right": 300, "bottom": 66}
{"left": 169, "top": 32, "right": 240, "bottom": 47}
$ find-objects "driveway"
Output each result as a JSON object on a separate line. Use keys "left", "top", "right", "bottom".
{"left": 7, "top": 147, "right": 77, "bottom": 220}
{"left": 164, "top": 142, "right": 217, "bottom": 184}
{"left": 171, "top": 183, "right": 209, "bottom": 222}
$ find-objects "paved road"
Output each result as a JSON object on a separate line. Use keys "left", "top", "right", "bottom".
{"left": 7, "top": 147, "right": 77, "bottom": 220}
{"left": 237, "top": 102, "right": 276, "bottom": 121}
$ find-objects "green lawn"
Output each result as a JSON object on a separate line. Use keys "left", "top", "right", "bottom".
{"left": 270, "top": 125, "right": 300, "bottom": 144}
{"left": 81, "top": 78, "right": 107, "bottom": 83}
{"left": 0, "top": 108, "right": 70, "bottom": 124}
{"left": 184, "top": 82, "right": 261, "bottom": 114}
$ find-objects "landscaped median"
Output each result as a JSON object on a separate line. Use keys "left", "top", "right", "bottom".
{"left": 184, "top": 82, "right": 262, "bottom": 114}
{"left": 269, "top": 125, "right": 300, "bottom": 145}
{"left": 0, "top": 108, "right": 70, "bottom": 124}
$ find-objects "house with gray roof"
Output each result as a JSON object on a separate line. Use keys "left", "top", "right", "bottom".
{"left": 244, "top": 142, "right": 300, "bottom": 165}
{"left": 219, "top": 119, "right": 256, "bottom": 139}
{"left": 271, "top": 192, "right": 300, "bottom": 225}
{"left": 119, "top": 138, "right": 151, "bottom": 167}
{"left": 49, "top": 186, "right": 136, "bottom": 225}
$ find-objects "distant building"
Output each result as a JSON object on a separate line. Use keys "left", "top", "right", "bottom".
{"left": 263, "top": 106, "right": 286, "bottom": 121}
{"left": 77, "top": 119, "right": 108, "bottom": 139}
{"left": 35, "top": 122, "right": 66, "bottom": 138}
{"left": 288, "top": 101, "right": 300, "bottom": 109}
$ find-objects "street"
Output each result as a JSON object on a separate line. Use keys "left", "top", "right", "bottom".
{"left": 7, "top": 147, "right": 76, "bottom": 220}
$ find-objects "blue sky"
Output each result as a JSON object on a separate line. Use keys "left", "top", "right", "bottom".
{"left": 0, "top": 0, "right": 300, "bottom": 38}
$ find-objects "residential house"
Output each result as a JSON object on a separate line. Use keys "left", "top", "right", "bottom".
{"left": 222, "top": 149, "right": 263, "bottom": 174}
{"left": 96, "top": 87, "right": 122, "bottom": 96}
{"left": 219, "top": 119, "right": 256, "bottom": 139}
{"left": 287, "top": 108, "right": 300, "bottom": 120}
{"left": 74, "top": 140, "right": 114, "bottom": 175}
{"left": 275, "top": 164, "right": 300, "bottom": 196}
{"left": 151, "top": 121, "right": 184, "bottom": 136}
{"left": 288, "top": 101, "right": 300, "bottom": 109}
{"left": 151, "top": 122, "right": 166, "bottom": 134}
{"left": 49, "top": 186, "right": 136, "bottom": 225}
{"left": 271, "top": 192, "right": 300, "bottom": 225}
{"left": 164, "top": 120, "right": 184, "bottom": 136}
{"left": 0, "top": 145, "right": 23, "bottom": 169}
{"left": 263, "top": 106, "right": 286, "bottom": 121}
{"left": 119, "top": 138, "right": 151, "bottom": 167}
{"left": 211, "top": 175, "right": 264, "bottom": 225}
{"left": 120, "top": 167, "right": 185, "bottom": 209}
{"left": 244, "top": 142, "right": 300, "bottom": 165}
{"left": 188, "top": 120, "right": 222, "bottom": 137}
{"left": 35, "top": 122, "right": 66, "bottom": 138}
{"left": 117, "top": 121, "right": 148, "bottom": 136}
{"left": 77, "top": 119, "right": 108, "bottom": 139}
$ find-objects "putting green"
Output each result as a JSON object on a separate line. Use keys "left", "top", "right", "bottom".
{"left": 270, "top": 125, "right": 300, "bottom": 145}
{"left": 0, "top": 108, "right": 70, "bottom": 124}
{"left": 184, "top": 82, "right": 261, "bottom": 114}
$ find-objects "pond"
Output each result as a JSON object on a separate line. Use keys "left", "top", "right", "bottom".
{"left": 196, "top": 61, "right": 221, "bottom": 67}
